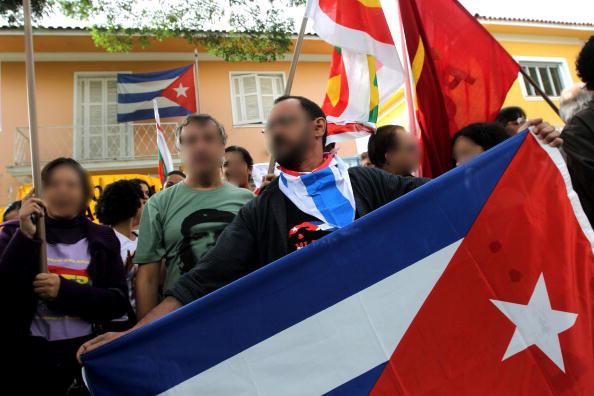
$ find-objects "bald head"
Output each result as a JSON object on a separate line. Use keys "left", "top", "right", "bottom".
{"left": 560, "top": 83, "right": 593, "bottom": 122}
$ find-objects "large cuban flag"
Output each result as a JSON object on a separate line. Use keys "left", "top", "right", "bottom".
{"left": 117, "top": 65, "right": 197, "bottom": 122}
{"left": 82, "top": 131, "right": 594, "bottom": 395}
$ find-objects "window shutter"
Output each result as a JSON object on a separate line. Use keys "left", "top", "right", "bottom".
{"left": 241, "top": 74, "right": 261, "bottom": 124}
{"left": 230, "top": 72, "right": 285, "bottom": 125}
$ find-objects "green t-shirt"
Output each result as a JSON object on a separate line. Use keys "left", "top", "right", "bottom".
{"left": 134, "top": 182, "right": 253, "bottom": 290}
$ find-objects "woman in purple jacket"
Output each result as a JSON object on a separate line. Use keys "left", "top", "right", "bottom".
{"left": 0, "top": 158, "right": 128, "bottom": 394}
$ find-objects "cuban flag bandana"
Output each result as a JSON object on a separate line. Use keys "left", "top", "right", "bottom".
{"left": 278, "top": 154, "right": 356, "bottom": 228}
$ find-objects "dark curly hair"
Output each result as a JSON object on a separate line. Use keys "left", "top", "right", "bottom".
{"left": 577, "top": 36, "right": 594, "bottom": 90}
{"left": 452, "top": 122, "right": 509, "bottom": 151}
{"left": 95, "top": 180, "right": 143, "bottom": 226}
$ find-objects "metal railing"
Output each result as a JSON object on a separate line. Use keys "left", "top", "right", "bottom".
{"left": 12, "top": 123, "right": 179, "bottom": 167}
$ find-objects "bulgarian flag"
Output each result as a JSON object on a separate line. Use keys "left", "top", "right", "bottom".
{"left": 308, "top": 0, "right": 404, "bottom": 143}
{"left": 152, "top": 99, "right": 174, "bottom": 185}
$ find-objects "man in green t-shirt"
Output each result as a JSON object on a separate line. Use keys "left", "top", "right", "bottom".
{"left": 133, "top": 114, "right": 253, "bottom": 319}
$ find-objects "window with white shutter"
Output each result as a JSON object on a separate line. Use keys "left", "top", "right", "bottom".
{"left": 230, "top": 73, "right": 284, "bottom": 125}
{"left": 74, "top": 74, "right": 132, "bottom": 160}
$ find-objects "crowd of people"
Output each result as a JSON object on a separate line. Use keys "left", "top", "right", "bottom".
{"left": 1, "top": 35, "right": 593, "bottom": 395}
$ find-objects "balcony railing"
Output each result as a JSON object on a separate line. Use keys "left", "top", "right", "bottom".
{"left": 12, "top": 123, "right": 179, "bottom": 169}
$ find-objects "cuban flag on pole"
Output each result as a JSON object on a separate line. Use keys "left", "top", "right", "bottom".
{"left": 82, "top": 131, "right": 594, "bottom": 395}
{"left": 117, "top": 65, "right": 197, "bottom": 122}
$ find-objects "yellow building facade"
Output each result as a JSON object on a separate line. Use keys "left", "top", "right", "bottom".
{"left": 0, "top": 16, "right": 593, "bottom": 213}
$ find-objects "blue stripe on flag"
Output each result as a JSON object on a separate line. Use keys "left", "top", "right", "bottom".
{"left": 117, "top": 65, "right": 191, "bottom": 84}
{"left": 83, "top": 133, "right": 528, "bottom": 395}
{"left": 117, "top": 90, "right": 162, "bottom": 103}
{"left": 325, "top": 363, "right": 388, "bottom": 395}
{"left": 301, "top": 166, "right": 354, "bottom": 227}
{"left": 117, "top": 106, "right": 192, "bottom": 123}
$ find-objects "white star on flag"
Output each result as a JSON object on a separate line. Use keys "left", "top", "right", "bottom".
{"left": 491, "top": 273, "right": 578, "bottom": 372}
{"left": 173, "top": 83, "right": 189, "bottom": 98}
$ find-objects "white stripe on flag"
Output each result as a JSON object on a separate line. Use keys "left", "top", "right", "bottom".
{"left": 153, "top": 99, "right": 174, "bottom": 175}
{"left": 160, "top": 240, "right": 462, "bottom": 395}
{"left": 117, "top": 77, "right": 178, "bottom": 95}
{"left": 307, "top": 0, "right": 401, "bottom": 70}
{"left": 118, "top": 96, "right": 179, "bottom": 117}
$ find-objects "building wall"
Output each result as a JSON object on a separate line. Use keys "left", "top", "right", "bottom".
{"left": 498, "top": 38, "right": 585, "bottom": 123}
{"left": 0, "top": 57, "right": 338, "bottom": 207}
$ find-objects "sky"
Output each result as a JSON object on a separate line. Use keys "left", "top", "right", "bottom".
{"left": 459, "top": 0, "right": 594, "bottom": 24}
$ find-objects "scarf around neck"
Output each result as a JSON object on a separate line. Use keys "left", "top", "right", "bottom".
{"left": 278, "top": 154, "right": 355, "bottom": 228}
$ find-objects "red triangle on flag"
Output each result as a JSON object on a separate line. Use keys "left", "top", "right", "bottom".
{"left": 161, "top": 66, "right": 197, "bottom": 113}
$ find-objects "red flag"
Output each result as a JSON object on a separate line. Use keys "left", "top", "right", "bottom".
{"left": 398, "top": 0, "right": 519, "bottom": 177}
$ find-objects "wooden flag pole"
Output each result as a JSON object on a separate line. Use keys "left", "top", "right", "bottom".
{"left": 194, "top": 48, "right": 202, "bottom": 113}
{"left": 519, "top": 68, "right": 561, "bottom": 117}
{"left": 22, "top": 0, "right": 47, "bottom": 272}
{"left": 266, "top": 15, "right": 309, "bottom": 174}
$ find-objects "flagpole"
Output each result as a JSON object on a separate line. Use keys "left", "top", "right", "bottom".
{"left": 194, "top": 48, "right": 201, "bottom": 113}
{"left": 267, "top": 14, "right": 309, "bottom": 174}
{"left": 519, "top": 68, "right": 561, "bottom": 118}
{"left": 23, "top": 0, "right": 47, "bottom": 272}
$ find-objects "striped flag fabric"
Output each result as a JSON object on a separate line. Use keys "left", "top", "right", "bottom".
{"left": 308, "top": 0, "right": 404, "bottom": 143}
{"left": 278, "top": 153, "right": 355, "bottom": 228}
{"left": 82, "top": 132, "right": 594, "bottom": 394}
{"left": 117, "top": 65, "right": 197, "bottom": 122}
{"left": 153, "top": 100, "right": 174, "bottom": 185}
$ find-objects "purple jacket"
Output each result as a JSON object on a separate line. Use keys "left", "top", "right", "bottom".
{"left": 0, "top": 218, "right": 129, "bottom": 338}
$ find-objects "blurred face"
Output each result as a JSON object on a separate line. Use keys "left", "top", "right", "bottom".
{"left": 384, "top": 129, "right": 419, "bottom": 175}
{"left": 138, "top": 183, "right": 150, "bottom": 202}
{"left": 44, "top": 165, "right": 86, "bottom": 219}
{"left": 453, "top": 136, "right": 485, "bottom": 166}
{"left": 266, "top": 99, "right": 326, "bottom": 169}
{"left": 164, "top": 174, "right": 184, "bottom": 189}
{"left": 360, "top": 156, "right": 373, "bottom": 167}
{"left": 179, "top": 121, "right": 225, "bottom": 176}
{"left": 504, "top": 116, "right": 525, "bottom": 136}
{"left": 4, "top": 208, "right": 19, "bottom": 222}
{"left": 223, "top": 151, "right": 251, "bottom": 188}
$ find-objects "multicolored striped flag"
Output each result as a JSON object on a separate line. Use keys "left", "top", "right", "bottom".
{"left": 152, "top": 99, "right": 174, "bottom": 185}
{"left": 308, "top": 0, "right": 404, "bottom": 143}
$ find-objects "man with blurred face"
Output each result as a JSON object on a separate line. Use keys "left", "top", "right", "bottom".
{"left": 164, "top": 170, "right": 186, "bottom": 189}
{"left": 132, "top": 114, "right": 253, "bottom": 319}
{"left": 368, "top": 125, "right": 420, "bottom": 176}
{"left": 79, "top": 96, "right": 562, "bottom": 358}
{"left": 223, "top": 146, "right": 254, "bottom": 190}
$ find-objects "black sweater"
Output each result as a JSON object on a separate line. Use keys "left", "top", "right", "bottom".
{"left": 561, "top": 100, "right": 594, "bottom": 226}
{"left": 0, "top": 217, "right": 129, "bottom": 338}
{"left": 167, "top": 166, "right": 429, "bottom": 305}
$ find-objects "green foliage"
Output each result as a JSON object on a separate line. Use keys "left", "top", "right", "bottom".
{"left": 0, "top": 0, "right": 51, "bottom": 24}
{"left": 56, "top": 0, "right": 300, "bottom": 62}
{"left": 1, "top": 0, "right": 303, "bottom": 62}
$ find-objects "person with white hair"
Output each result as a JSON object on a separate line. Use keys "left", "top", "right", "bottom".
{"left": 559, "top": 83, "right": 593, "bottom": 123}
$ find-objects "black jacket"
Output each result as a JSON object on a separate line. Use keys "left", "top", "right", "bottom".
{"left": 167, "top": 166, "right": 429, "bottom": 305}
{"left": 561, "top": 100, "right": 594, "bottom": 225}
